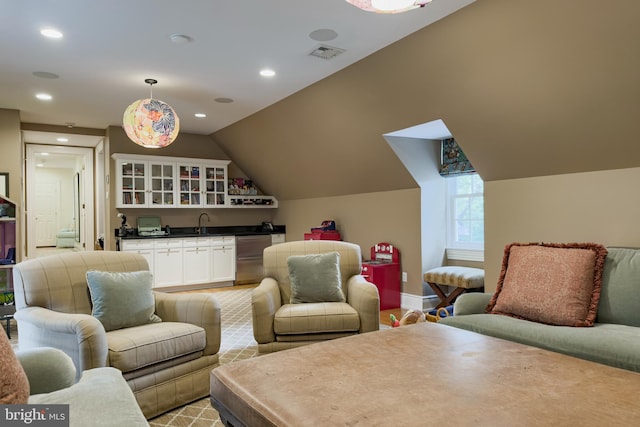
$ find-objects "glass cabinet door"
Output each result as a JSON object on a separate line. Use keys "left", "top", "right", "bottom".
{"left": 178, "top": 164, "right": 201, "bottom": 206}
{"left": 120, "top": 161, "right": 147, "bottom": 206}
{"left": 204, "top": 166, "right": 227, "bottom": 206}
{"left": 150, "top": 162, "right": 175, "bottom": 206}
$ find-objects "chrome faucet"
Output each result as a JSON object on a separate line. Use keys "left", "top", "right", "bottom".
{"left": 198, "top": 212, "right": 210, "bottom": 234}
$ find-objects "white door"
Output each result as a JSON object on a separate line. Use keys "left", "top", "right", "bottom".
{"left": 34, "top": 181, "right": 59, "bottom": 247}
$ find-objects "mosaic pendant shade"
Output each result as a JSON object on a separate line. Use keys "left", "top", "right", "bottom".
{"left": 123, "top": 94, "right": 180, "bottom": 149}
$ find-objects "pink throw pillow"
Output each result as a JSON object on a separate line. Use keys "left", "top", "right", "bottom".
{"left": 0, "top": 329, "right": 30, "bottom": 403}
{"left": 487, "top": 242, "right": 607, "bottom": 327}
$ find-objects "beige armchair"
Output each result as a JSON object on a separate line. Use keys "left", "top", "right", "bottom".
{"left": 12, "top": 251, "right": 221, "bottom": 419}
{"left": 252, "top": 240, "right": 380, "bottom": 353}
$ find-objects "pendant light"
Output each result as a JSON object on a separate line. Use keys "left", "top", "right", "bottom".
{"left": 122, "top": 78, "right": 180, "bottom": 148}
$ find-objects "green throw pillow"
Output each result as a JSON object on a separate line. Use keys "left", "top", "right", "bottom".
{"left": 86, "top": 270, "right": 161, "bottom": 332}
{"left": 287, "top": 252, "right": 345, "bottom": 304}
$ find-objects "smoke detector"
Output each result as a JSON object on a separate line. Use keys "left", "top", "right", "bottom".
{"left": 309, "top": 44, "right": 345, "bottom": 60}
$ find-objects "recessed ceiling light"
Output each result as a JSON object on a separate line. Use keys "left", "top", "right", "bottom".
{"left": 214, "top": 97, "right": 234, "bottom": 104}
{"left": 260, "top": 69, "right": 276, "bottom": 77}
{"left": 309, "top": 29, "right": 338, "bottom": 42}
{"left": 56, "top": 137, "right": 68, "bottom": 142}
{"left": 41, "top": 152, "right": 49, "bottom": 156}
{"left": 36, "top": 163, "right": 44, "bottom": 167}
{"left": 33, "top": 71, "right": 60, "bottom": 79}
{"left": 36, "top": 93, "right": 52, "bottom": 101}
{"left": 194, "top": 113, "right": 207, "bottom": 118}
{"left": 40, "top": 28, "right": 63, "bottom": 39}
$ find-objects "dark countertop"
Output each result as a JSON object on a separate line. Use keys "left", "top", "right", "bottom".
{"left": 116, "top": 224, "right": 285, "bottom": 239}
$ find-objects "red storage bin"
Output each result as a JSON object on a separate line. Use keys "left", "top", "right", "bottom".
{"left": 304, "top": 231, "right": 342, "bottom": 241}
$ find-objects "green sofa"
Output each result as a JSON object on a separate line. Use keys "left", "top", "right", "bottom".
{"left": 16, "top": 347, "right": 148, "bottom": 426}
{"left": 439, "top": 247, "right": 640, "bottom": 372}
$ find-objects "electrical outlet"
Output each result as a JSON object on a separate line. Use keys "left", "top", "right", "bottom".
{"left": 402, "top": 272, "right": 408, "bottom": 282}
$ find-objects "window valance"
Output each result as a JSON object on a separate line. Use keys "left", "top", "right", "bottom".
{"left": 439, "top": 138, "right": 475, "bottom": 177}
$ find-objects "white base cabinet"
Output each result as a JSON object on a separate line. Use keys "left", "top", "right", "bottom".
{"left": 183, "top": 237, "right": 212, "bottom": 285}
{"left": 154, "top": 248, "right": 184, "bottom": 288}
{"left": 121, "top": 236, "right": 236, "bottom": 288}
{"left": 211, "top": 236, "right": 236, "bottom": 282}
{"left": 120, "top": 239, "right": 155, "bottom": 276}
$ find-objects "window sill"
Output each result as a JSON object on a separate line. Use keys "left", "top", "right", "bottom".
{"left": 446, "top": 248, "right": 484, "bottom": 262}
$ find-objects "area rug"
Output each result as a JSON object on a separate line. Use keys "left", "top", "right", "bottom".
{"left": 149, "top": 288, "right": 257, "bottom": 427}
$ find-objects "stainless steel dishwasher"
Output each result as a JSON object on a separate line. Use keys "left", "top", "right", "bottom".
{"left": 235, "top": 234, "right": 272, "bottom": 284}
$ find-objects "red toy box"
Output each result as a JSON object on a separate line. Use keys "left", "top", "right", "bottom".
{"left": 304, "top": 231, "right": 342, "bottom": 241}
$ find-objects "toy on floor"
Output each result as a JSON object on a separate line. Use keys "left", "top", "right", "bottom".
{"left": 390, "top": 314, "right": 401, "bottom": 327}
{"left": 390, "top": 310, "right": 426, "bottom": 328}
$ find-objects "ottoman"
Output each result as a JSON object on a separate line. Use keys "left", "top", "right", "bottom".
{"left": 56, "top": 230, "right": 76, "bottom": 248}
{"left": 424, "top": 266, "right": 484, "bottom": 308}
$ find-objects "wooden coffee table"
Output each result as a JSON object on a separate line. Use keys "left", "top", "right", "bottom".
{"left": 210, "top": 323, "right": 640, "bottom": 426}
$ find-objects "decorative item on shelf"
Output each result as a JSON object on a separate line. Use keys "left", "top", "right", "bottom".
{"left": 228, "top": 178, "right": 257, "bottom": 195}
{"left": 123, "top": 78, "right": 180, "bottom": 149}
{"left": 345, "top": 0, "right": 431, "bottom": 14}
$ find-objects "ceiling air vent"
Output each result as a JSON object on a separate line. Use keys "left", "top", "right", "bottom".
{"left": 309, "top": 44, "right": 345, "bottom": 60}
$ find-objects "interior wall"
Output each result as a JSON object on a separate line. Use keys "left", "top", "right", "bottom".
{"left": 272, "top": 188, "right": 423, "bottom": 296}
{"left": 0, "top": 109, "right": 22, "bottom": 261}
{"left": 484, "top": 167, "right": 640, "bottom": 293}
{"left": 0, "top": 109, "right": 21, "bottom": 202}
{"left": 212, "top": 0, "right": 640, "bottom": 203}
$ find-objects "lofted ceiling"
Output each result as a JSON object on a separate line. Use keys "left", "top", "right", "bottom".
{"left": 0, "top": 0, "right": 474, "bottom": 145}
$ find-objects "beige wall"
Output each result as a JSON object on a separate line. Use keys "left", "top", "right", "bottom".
{"left": 0, "top": 109, "right": 21, "bottom": 202}
{"left": 273, "top": 188, "right": 423, "bottom": 296}
{"left": 484, "top": 167, "right": 640, "bottom": 292}
{"left": 211, "top": 0, "right": 640, "bottom": 298}
{"left": 0, "top": 109, "right": 22, "bottom": 261}
{"left": 213, "top": 0, "right": 640, "bottom": 200}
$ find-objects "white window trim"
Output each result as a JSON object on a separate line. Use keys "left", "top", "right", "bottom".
{"left": 446, "top": 248, "right": 484, "bottom": 262}
{"left": 445, "top": 174, "right": 484, "bottom": 253}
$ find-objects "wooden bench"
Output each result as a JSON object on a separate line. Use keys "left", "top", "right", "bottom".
{"left": 423, "top": 266, "right": 484, "bottom": 308}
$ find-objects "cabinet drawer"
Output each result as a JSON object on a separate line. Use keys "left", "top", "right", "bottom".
{"left": 182, "top": 237, "right": 211, "bottom": 247}
{"left": 121, "top": 239, "right": 154, "bottom": 250}
{"left": 153, "top": 239, "right": 183, "bottom": 249}
{"left": 210, "top": 236, "right": 235, "bottom": 246}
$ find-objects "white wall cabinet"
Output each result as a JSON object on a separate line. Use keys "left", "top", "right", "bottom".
{"left": 114, "top": 158, "right": 177, "bottom": 208}
{"left": 113, "top": 153, "right": 277, "bottom": 209}
{"left": 177, "top": 163, "right": 228, "bottom": 207}
{"left": 113, "top": 154, "right": 231, "bottom": 209}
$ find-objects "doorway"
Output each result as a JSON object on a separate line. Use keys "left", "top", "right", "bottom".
{"left": 25, "top": 144, "right": 95, "bottom": 259}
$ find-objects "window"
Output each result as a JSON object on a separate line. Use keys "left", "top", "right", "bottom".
{"left": 446, "top": 173, "right": 484, "bottom": 251}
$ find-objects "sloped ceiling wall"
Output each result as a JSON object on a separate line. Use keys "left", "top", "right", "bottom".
{"left": 212, "top": 0, "right": 640, "bottom": 200}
